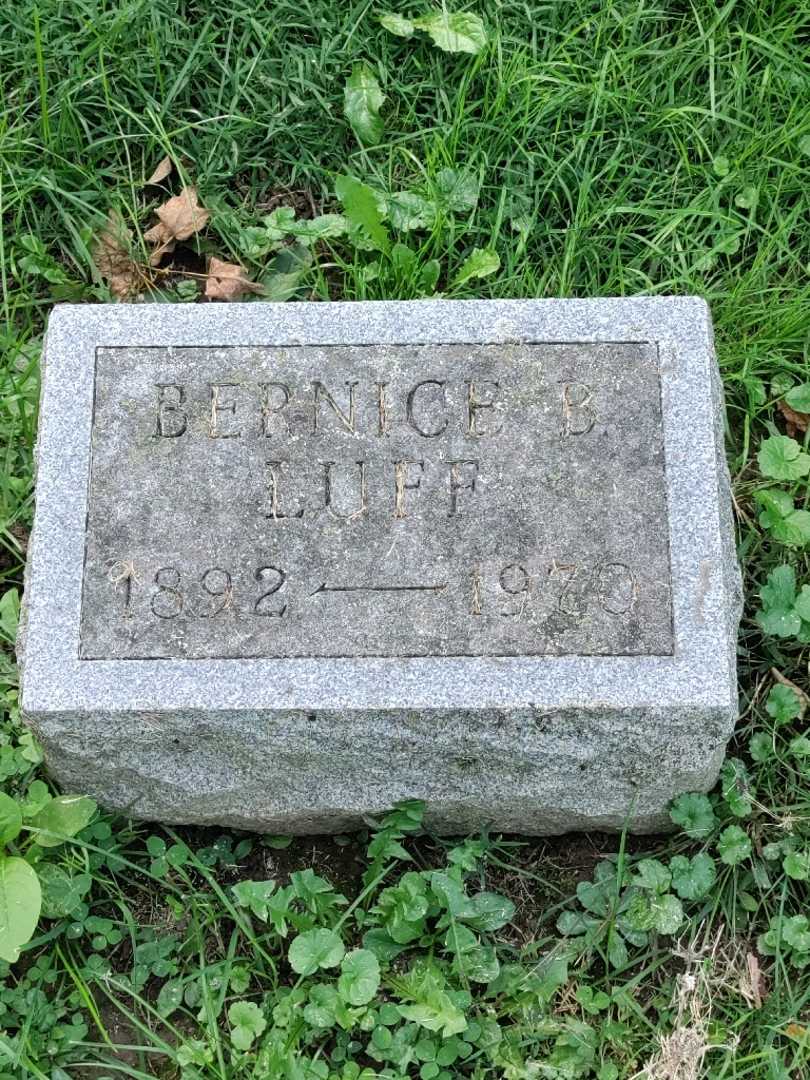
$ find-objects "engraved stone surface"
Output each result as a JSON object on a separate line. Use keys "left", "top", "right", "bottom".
{"left": 80, "top": 342, "right": 672, "bottom": 660}
{"left": 20, "top": 299, "right": 741, "bottom": 834}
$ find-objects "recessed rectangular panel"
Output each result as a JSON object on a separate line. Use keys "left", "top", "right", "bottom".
{"left": 79, "top": 342, "right": 673, "bottom": 659}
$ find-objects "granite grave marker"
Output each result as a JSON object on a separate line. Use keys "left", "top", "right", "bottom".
{"left": 19, "top": 299, "right": 741, "bottom": 833}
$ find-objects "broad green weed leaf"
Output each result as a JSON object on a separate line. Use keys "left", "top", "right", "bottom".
{"left": 288, "top": 928, "right": 345, "bottom": 975}
{"left": 261, "top": 244, "right": 312, "bottom": 302}
{"left": 157, "top": 979, "right": 184, "bottom": 1017}
{"left": 38, "top": 864, "right": 91, "bottom": 919}
{"left": 758, "top": 606, "right": 802, "bottom": 638}
{"left": 650, "top": 894, "right": 683, "bottom": 935}
{"left": 761, "top": 564, "right": 797, "bottom": 609}
{"left": 557, "top": 910, "right": 597, "bottom": 936}
{"left": 465, "top": 941, "right": 500, "bottom": 983}
{"left": 0, "top": 794, "right": 22, "bottom": 845}
{"left": 32, "top": 795, "right": 97, "bottom": 848}
{"left": 632, "top": 859, "right": 671, "bottom": 894}
{"left": 21, "top": 780, "right": 50, "bottom": 819}
{"left": 754, "top": 490, "right": 810, "bottom": 547}
{"left": 289, "top": 214, "right": 348, "bottom": 244}
{"left": 789, "top": 735, "right": 810, "bottom": 757}
{"left": 766, "top": 683, "right": 803, "bottom": 724}
{"left": 435, "top": 167, "right": 479, "bottom": 212}
{"left": 0, "top": 855, "right": 41, "bottom": 962}
{"left": 783, "top": 851, "right": 810, "bottom": 880}
{"left": 735, "top": 185, "right": 759, "bottom": 210}
{"left": 232, "top": 879, "right": 277, "bottom": 921}
{"left": 398, "top": 992, "right": 468, "bottom": 1036}
{"left": 338, "top": 948, "right": 380, "bottom": 1005}
{"left": 773, "top": 510, "right": 810, "bottom": 547}
{"left": 721, "top": 758, "right": 754, "bottom": 817}
{"left": 420, "top": 259, "right": 441, "bottom": 293}
{"left": 228, "top": 1000, "right": 266, "bottom": 1051}
{"left": 749, "top": 731, "right": 773, "bottom": 762}
{"left": 303, "top": 983, "right": 340, "bottom": 1029}
{"left": 576, "top": 986, "right": 610, "bottom": 1014}
{"left": 0, "top": 589, "right": 20, "bottom": 644}
{"left": 606, "top": 930, "right": 628, "bottom": 969}
{"left": 669, "top": 853, "right": 716, "bottom": 900}
{"left": 669, "top": 792, "right": 716, "bottom": 839}
{"left": 785, "top": 383, "right": 810, "bottom": 412}
{"left": 781, "top": 915, "right": 810, "bottom": 953}
{"left": 335, "top": 175, "right": 390, "bottom": 253}
{"left": 413, "top": 12, "right": 488, "bottom": 54}
{"left": 263, "top": 206, "right": 297, "bottom": 243}
{"left": 452, "top": 248, "right": 499, "bottom": 287}
{"left": 794, "top": 585, "right": 810, "bottom": 623}
{"left": 344, "top": 63, "right": 385, "bottom": 146}
{"left": 626, "top": 891, "right": 683, "bottom": 935}
{"left": 717, "top": 825, "right": 752, "bottom": 865}
{"left": 576, "top": 877, "right": 611, "bottom": 916}
{"left": 757, "top": 435, "right": 810, "bottom": 481}
{"left": 362, "top": 927, "right": 408, "bottom": 963}
{"left": 386, "top": 191, "right": 437, "bottom": 231}
{"left": 757, "top": 565, "right": 802, "bottom": 638}
{"left": 391, "top": 242, "right": 417, "bottom": 276}
{"left": 464, "top": 891, "right": 515, "bottom": 931}
{"left": 712, "top": 154, "right": 731, "bottom": 177}
{"left": 379, "top": 13, "right": 415, "bottom": 36}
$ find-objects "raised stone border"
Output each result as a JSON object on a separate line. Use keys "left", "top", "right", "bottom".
{"left": 20, "top": 298, "right": 742, "bottom": 834}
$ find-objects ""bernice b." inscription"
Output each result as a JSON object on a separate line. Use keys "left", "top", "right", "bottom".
{"left": 79, "top": 342, "right": 673, "bottom": 659}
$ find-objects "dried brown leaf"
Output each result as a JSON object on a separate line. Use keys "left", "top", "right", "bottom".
{"left": 778, "top": 398, "right": 809, "bottom": 438}
{"left": 739, "top": 952, "right": 767, "bottom": 1009}
{"left": 146, "top": 155, "right": 173, "bottom": 185}
{"left": 92, "top": 210, "right": 142, "bottom": 299}
{"left": 204, "top": 256, "right": 262, "bottom": 301}
{"left": 142, "top": 223, "right": 176, "bottom": 266}
{"left": 154, "top": 185, "right": 210, "bottom": 242}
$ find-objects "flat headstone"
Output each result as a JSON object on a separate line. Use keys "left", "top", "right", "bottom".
{"left": 20, "top": 299, "right": 741, "bottom": 834}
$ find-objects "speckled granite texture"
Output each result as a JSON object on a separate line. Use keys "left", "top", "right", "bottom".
{"left": 19, "top": 298, "right": 742, "bottom": 834}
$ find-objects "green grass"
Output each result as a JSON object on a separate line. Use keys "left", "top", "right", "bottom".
{"left": 1, "top": 0, "right": 809, "bottom": 1076}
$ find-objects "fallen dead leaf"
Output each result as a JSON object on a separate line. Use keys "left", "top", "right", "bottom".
{"left": 739, "top": 952, "right": 767, "bottom": 1009}
{"left": 785, "top": 1023, "right": 808, "bottom": 1040}
{"left": 92, "top": 210, "right": 143, "bottom": 299}
{"left": 778, "top": 398, "right": 809, "bottom": 438}
{"left": 144, "top": 185, "right": 210, "bottom": 259}
{"left": 145, "top": 155, "right": 173, "bottom": 185}
{"left": 204, "top": 256, "right": 263, "bottom": 301}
